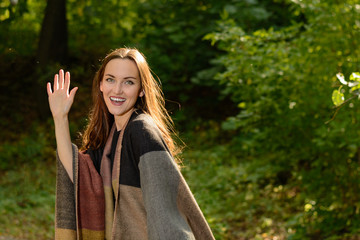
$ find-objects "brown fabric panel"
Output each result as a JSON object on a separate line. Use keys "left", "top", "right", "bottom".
{"left": 79, "top": 228, "right": 105, "bottom": 240}
{"left": 112, "top": 116, "right": 129, "bottom": 198}
{"left": 112, "top": 185, "right": 148, "bottom": 240}
{"left": 55, "top": 228, "right": 77, "bottom": 240}
{"left": 177, "top": 179, "right": 215, "bottom": 240}
{"left": 112, "top": 128, "right": 122, "bottom": 185}
{"left": 99, "top": 125, "right": 115, "bottom": 239}
{"left": 112, "top": 179, "right": 119, "bottom": 199}
{"left": 100, "top": 124, "right": 115, "bottom": 188}
{"left": 103, "top": 186, "right": 114, "bottom": 240}
{"left": 74, "top": 144, "right": 80, "bottom": 240}
{"left": 78, "top": 152, "right": 105, "bottom": 231}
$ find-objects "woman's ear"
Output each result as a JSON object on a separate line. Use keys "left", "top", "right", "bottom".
{"left": 139, "top": 89, "right": 145, "bottom": 97}
{"left": 99, "top": 81, "right": 103, "bottom": 92}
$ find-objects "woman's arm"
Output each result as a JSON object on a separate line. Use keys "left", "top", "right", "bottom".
{"left": 47, "top": 69, "right": 78, "bottom": 182}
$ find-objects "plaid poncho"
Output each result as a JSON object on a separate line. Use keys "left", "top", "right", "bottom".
{"left": 55, "top": 111, "right": 215, "bottom": 240}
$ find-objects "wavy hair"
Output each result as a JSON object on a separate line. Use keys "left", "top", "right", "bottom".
{"left": 81, "top": 48, "right": 181, "bottom": 162}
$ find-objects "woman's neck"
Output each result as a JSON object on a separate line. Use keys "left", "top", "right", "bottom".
{"left": 114, "top": 109, "right": 135, "bottom": 130}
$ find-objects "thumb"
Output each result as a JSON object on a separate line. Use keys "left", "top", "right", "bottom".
{"left": 69, "top": 87, "right": 78, "bottom": 101}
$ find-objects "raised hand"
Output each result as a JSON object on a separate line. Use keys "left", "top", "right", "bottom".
{"left": 47, "top": 69, "right": 78, "bottom": 119}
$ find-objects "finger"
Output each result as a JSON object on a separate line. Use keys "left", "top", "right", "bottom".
{"left": 65, "top": 71, "right": 71, "bottom": 94}
{"left": 46, "top": 82, "right": 52, "bottom": 95}
{"left": 69, "top": 87, "right": 78, "bottom": 101}
{"left": 54, "top": 74, "right": 59, "bottom": 90}
{"left": 59, "top": 69, "right": 64, "bottom": 89}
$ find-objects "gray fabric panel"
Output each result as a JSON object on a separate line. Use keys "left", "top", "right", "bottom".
{"left": 55, "top": 145, "right": 77, "bottom": 230}
{"left": 139, "top": 151, "right": 195, "bottom": 240}
{"left": 177, "top": 180, "right": 215, "bottom": 240}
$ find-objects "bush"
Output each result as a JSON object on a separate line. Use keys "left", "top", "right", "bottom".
{"left": 0, "top": 121, "right": 55, "bottom": 171}
{"left": 205, "top": 0, "right": 360, "bottom": 238}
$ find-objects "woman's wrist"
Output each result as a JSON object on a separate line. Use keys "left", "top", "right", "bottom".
{"left": 53, "top": 115, "right": 69, "bottom": 126}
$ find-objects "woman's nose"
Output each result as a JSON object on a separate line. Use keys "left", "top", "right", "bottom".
{"left": 113, "top": 82, "right": 123, "bottom": 94}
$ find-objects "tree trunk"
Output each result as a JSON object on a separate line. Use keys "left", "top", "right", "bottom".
{"left": 37, "top": 0, "right": 68, "bottom": 65}
{"left": 35, "top": 0, "right": 68, "bottom": 119}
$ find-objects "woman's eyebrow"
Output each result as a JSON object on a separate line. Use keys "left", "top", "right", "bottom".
{"left": 104, "top": 74, "right": 116, "bottom": 78}
{"left": 124, "top": 76, "right": 137, "bottom": 80}
{"left": 104, "top": 74, "right": 137, "bottom": 80}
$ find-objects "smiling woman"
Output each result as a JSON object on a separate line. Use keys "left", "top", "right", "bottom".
{"left": 46, "top": 48, "right": 214, "bottom": 240}
{"left": 100, "top": 58, "right": 144, "bottom": 130}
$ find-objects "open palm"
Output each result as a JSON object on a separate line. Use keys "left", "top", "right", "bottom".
{"left": 47, "top": 69, "right": 78, "bottom": 119}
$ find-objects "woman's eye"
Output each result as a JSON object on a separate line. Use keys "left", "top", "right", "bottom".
{"left": 125, "top": 80, "right": 134, "bottom": 85}
{"left": 106, "top": 78, "right": 114, "bottom": 82}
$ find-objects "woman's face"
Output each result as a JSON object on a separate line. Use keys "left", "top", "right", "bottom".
{"left": 100, "top": 58, "right": 144, "bottom": 129}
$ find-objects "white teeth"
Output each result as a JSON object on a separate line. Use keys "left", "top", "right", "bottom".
{"left": 110, "top": 97, "right": 125, "bottom": 102}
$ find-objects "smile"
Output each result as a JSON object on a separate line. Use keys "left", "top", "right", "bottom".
{"left": 110, "top": 96, "right": 126, "bottom": 102}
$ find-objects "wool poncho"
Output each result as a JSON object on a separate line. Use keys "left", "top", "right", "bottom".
{"left": 55, "top": 111, "right": 215, "bottom": 240}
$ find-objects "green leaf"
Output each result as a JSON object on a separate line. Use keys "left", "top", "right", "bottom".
{"left": 332, "top": 88, "right": 344, "bottom": 106}
{"left": 351, "top": 84, "right": 360, "bottom": 92}
{"left": 238, "top": 102, "right": 246, "bottom": 108}
{"left": 349, "top": 72, "right": 360, "bottom": 81}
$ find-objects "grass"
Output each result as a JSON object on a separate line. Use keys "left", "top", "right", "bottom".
{"left": 180, "top": 131, "right": 360, "bottom": 240}
{"left": 0, "top": 159, "right": 56, "bottom": 240}
{"left": 180, "top": 130, "right": 294, "bottom": 240}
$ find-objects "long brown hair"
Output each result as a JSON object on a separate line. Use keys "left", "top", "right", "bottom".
{"left": 81, "top": 48, "right": 181, "bottom": 162}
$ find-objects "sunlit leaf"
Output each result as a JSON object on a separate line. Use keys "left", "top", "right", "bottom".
{"left": 351, "top": 84, "right": 360, "bottom": 92}
{"left": 349, "top": 72, "right": 360, "bottom": 81}
{"left": 348, "top": 81, "right": 359, "bottom": 87}
{"left": 332, "top": 88, "right": 344, "bottom": 106}
{"left": 238, "top": 102, "right": 246, "bottom": 108}
{"left": 336, "top": 73, "right": 347, "bottom": 85}
{"left": 304, "top": 203, "right": 312, "bottom": 212}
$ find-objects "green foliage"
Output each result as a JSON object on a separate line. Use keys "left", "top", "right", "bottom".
{"left": 0, "top": 119, "right": 80, "bottom": 239}
{"left": 0, "top": 157, "right": 56, "bottom": 239}
{"left": 131, "top": 0, "right": 298, "bottom": 127}
{"left": 181, "top": 128, "right": 297, "bottom": 239}
{"left": 0, "top": 0, "right": 28, "bottom": 23}
{"left": 206, "top": 0, "right": 360, "bottom": 238}
{"left": 0, "top": 0, "right": 299, "bottom": 131}
{"left": 0, "top": 0, "right": 44, "bottom": 55}
{"left": 332, "top": 86, "right": 344, "bottom": 107}
{"left": 0, "top": 121, "right": 54, "bottom": 171}
{"left": 2, "top": 0, "right": 360, "bottom": 239}
{"left": 331, "top": 72, "right": 360, "bottom": 108}
{"left": 66, "top": 0, "right": 140, "bottom": 59}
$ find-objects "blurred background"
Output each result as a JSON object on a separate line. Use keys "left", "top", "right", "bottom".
{"left": 1, "top": 0, "right": 360, "bottom": 239}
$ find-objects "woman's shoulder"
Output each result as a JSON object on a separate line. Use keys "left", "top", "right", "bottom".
{"left": 125, "top": 110, "right": 168, "bottom": 153}
{"left": 127, "top": 110, "right": 158, "bottom": 133}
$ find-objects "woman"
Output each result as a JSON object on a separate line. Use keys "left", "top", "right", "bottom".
{"left": 47, "top": 48, "right": 214, "bottom": 240}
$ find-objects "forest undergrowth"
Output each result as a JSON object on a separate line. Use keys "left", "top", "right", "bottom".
{"left": 0, "top": 122, "right": 297, "bottom": 240}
